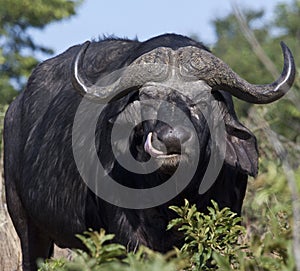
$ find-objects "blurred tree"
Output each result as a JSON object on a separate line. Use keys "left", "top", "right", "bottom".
{"left": 211, "top": 3, "right": 300, "bottom": 267}
{"left": 274, "top": 0, "right": 300, "bottom": 44}
{"left": 0, "top": 0, "right": 83, "bottom": 105}
{"left": 212, "top": 9, "right": 275, "bottom": 117}
{"left": 213, "top": 9, "right": 272, "bottom": 83}
{"left": 211, "top": 1, "right": 300, "bottom": 143}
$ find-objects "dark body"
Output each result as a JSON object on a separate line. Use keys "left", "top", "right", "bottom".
{"left": 3, "top": 34, "right": 295, "bottom": 271}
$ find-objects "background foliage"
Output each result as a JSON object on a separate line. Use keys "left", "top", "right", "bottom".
{"left": 1, "top": 0, "right": 300, "bottom": 270}
{"left": 0, "top": 0, "right": 82, "bottom": 105}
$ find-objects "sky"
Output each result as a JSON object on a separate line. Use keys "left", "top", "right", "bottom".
{"left": 30, "top": 0, "right": 292, "bottom": 60}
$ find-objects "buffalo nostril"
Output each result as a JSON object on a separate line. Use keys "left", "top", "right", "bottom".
{"left": 174, "top": 126, "right": 192, "bottom": 144}
{"left": 155, "top": 125, "right": 192, "bottom": 155}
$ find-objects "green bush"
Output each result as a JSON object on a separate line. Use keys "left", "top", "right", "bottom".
{"left": 38, "top": 229, "right": 186, "bottom": 271}
{"left": 38, "top": 193, "right": 296, "bottom": 270}
{"left": 167, "top": 200, "right": 245, "bottom": 270}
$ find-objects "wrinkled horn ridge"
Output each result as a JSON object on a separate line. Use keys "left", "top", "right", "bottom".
{"left": 207, "top": 42, "right": 295, "bottom": 104}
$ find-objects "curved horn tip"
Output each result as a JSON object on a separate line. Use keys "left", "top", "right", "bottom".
{"left": 280, "top": 41, "right": 290, "bottom": 51}
{"left": 280, "top": 41, "right": 287, "bottom": 49}
{"left": 77, "top": 41, "right": 91, "bottom": 59}
{"left": 280, "top": 41, "right": 296, "bottom": 85}
{"left": 71, "top": 40, "right": 92, "bottom": 97}
{"left": 81, "top": 40, "right": 91, "bottom": 48}
{"left": 280, "top": 41, "right": 294, "bottom": 62}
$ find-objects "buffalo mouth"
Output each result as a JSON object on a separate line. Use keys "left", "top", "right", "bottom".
{"left": 144, "top": 132, "right": 182, "bottom": 174}
{"left": 144, "top": 132, "right": 181, "bottom": 159}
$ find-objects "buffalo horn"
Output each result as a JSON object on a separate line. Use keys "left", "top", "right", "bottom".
{"left": 71, "top": 41, "right": 140, "bottom": 102}
{"left": 72, "top": 41, "right": 295, "bottom": 104}
{"left": 71, "top": 41, "right": 168, "bottom": 103}
{"left": 194, "top": 42, "right": 295, "bottom": 104}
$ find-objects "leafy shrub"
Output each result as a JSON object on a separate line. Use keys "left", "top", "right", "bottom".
{"left": 38, "top": 193, "right": 296, "bottom": 270}
{"left": 168, "top": 200, "right": 245, "bottom": 270}
{"left": 38, "top": 200, "right": 247, "bottom": 271}
{"left": 38, "top": 229, "right": 186, "bottom": 271}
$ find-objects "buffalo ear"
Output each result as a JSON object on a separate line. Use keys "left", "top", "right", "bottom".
{"left": 224, "top": 122, "right": 258, "bottom": 177}
{"left": 214, "top": 91, "right": 258, "bottom": 177}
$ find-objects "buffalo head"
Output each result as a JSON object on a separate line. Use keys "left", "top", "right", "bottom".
{"left": 71, "top": 35, "right": 295, "bottom": 206}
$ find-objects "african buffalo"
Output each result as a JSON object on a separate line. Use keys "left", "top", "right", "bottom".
{"left": 4, "top": 34, "right": 295, "bottom": 271}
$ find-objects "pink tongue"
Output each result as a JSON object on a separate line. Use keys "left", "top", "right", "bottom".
{"left": 144, "top": 132, "right": 164, "bottom": 157}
